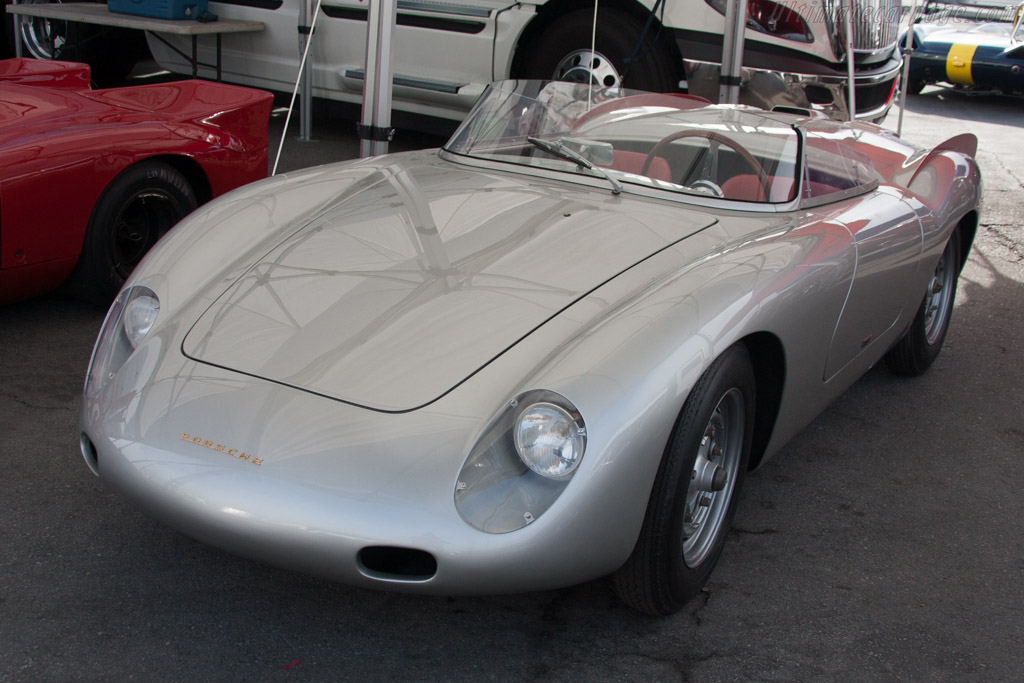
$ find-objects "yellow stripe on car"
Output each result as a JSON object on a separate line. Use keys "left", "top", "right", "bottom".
{"left": 946, "top": 43, "right": 977, "bottom": 85}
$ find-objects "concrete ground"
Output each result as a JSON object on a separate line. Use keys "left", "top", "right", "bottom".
{"left": 1, "top": 81, "right": 1022, "bottom": 681}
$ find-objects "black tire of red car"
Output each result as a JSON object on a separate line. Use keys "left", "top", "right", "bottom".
{"left": 3, "top": 0, "right": 147, "bottom": 86}
{"left": 612, "top": 344, "right": 755, "bottom": 615}
{"left": 885, "top": 228, "right": 962, "bottom": 376}
{"left": 70, "top": 160, "right": 197, "bottom": 304}
{"left": 517, "top": 8, "right": 680, "bottom": 93}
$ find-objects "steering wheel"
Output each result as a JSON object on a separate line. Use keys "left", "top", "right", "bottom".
{"left": 687, "top": 179, "right": 724, "bottom": 197}
{"left": 641, "top": 130, "right": 772, "bottom": 201}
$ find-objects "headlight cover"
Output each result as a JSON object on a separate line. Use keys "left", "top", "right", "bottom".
{"left": 85, "top": 286, "right": 160, "bottom": 398}
{"left": 455, "top": 390, "right": 587, "bottom": 533}
{"left": 123, "top": 293, "right": 160, "bottom": 349}
{"left": 514, "top": 402, "right": 586, "bottom": 479}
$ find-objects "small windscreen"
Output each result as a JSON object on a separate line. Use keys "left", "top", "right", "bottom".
{"left": 445, "top": 80, "right": 802, "bottom": 203}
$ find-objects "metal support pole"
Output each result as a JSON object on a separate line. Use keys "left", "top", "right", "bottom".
{"left": 358, "top": 0, "right": 397, "bottom": 158}
{"left": 897, "top": 0, "right": 920, "bottom": 136}
{"left": 719, "top": 0, "right": 748, "bottom": 104}
{"left": 271, "top": 0, "right": 323, "bottom": 174}
{"left": 845, "top": 0, "right": 857, "bottom": 120}
{"left": 298, "top": 0, "right": 313, "bottom": 141}
{"left": 13, "top": 0, "right": 23, "bottom": 58}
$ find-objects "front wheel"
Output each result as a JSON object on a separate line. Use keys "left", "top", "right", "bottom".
{"left": 613, "top": 345, "right": 755, "bottom": 615}
{"left": 885, "top": 228, "right": 961, "bottom": 375}
{"left": 69, "top": 160, "right": 197, "bottom": 303}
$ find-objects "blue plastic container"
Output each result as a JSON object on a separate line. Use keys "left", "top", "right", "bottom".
{"left": 108, "top": 0, "right": 208, "bottom": 20}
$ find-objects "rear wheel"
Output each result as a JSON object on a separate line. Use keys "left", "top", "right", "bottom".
{"left": 885, "top": 228, "right": 961, "bottom": 375}
{"left": 69, "top": 160, "right": 197, "bottom": 303}
{"left": 613, "top": 345, "right": 755, "bottom": 615}
{"left": 518, "top": 8, "right": 680, "bottom": 93}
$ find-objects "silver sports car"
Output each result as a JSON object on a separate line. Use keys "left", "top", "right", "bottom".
{"left": 80, "top": 80, "right": 981, "bottom": 615}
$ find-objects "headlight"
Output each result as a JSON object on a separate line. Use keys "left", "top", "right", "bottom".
{"left": 514, "top": 402, "right": 585, "bottom": 479}
{"left": 455, "top": 390, "right": 587, "bottom": 533}
{"left": 85, "top": 286, "right": 160, "bottom": 397}
{"left": 123, "top": 293, "right": 160, "bottom": 349}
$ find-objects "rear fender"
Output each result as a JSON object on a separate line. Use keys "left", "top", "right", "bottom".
{"left": 83, "top": 81, "right": 274, "bottom": 154}
{"left": 896, "top": 134, "right": 980, "bottom": 213}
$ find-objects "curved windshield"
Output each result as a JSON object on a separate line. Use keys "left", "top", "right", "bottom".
{"left": 444, "top": 80, "right": 800, "bottom": 203}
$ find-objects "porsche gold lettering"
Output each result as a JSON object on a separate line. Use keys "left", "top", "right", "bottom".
{"left": 179, "top": 433, "right": 261, "bottom": 466}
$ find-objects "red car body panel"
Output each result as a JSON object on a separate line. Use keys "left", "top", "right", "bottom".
{"left": 0, "top": 58, "right": 91, "bottom": 90}
{"left": 0, "top": 59, "right": 273, "bottom": 304}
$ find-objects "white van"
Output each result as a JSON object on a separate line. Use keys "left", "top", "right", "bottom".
{"left": 14, "top": 0, "right": 905, "bottom": 121}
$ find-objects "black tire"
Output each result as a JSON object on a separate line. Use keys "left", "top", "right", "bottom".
{"left": 885, "top": 228, "right": 961, "bottom": 375}
{"left": 69, "top": 160, "right": 197, "bottom": 303}
{"left": 613, "top": 345, "right": 755, "bottom": 615}
{"left": 4, "top": 0, "right": 146, "bottom": 85}
{"left": 518, "top": 8, "right": 680, "bottom": 93}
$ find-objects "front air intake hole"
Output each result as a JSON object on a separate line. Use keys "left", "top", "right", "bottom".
{"left": 80, "top": 433, "right": 99, "bottom": 475}
{"left": 357, "top": 546, "right": 437, "bottom": 581}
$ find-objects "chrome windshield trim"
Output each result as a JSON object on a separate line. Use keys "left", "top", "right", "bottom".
{"left": 437, "top": 149, "right": 800, "bottom": 214}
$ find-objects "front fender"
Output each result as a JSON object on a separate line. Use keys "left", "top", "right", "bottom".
{"left": 497, "top": 210, "right": 855, "bottom": 571}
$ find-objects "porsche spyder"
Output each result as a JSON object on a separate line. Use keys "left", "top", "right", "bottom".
{"left": 0, "top": 58, "right": 272, "bottom": 304}
{"left": 904, "top": 3, "right": 1024, "bottom": 94}
{"left": 79, "top": 80, "right": 981, "bottom": 615}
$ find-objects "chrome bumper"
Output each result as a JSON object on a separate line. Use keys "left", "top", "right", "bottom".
{"left": 683, "top": 57, "right": 903, "bottom": 121}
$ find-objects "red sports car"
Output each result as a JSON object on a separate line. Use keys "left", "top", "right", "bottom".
{"left": 0, "top": 58, "right": 272, "bottom": 304}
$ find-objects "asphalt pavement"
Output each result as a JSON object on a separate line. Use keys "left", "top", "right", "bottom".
{"left": 1, "top": 82, "right": 1022, "bottom": 681}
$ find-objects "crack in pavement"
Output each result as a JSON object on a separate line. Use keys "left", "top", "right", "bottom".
{"left": 687, "top": 588, "right": 712, "bottom": 628}
{"left": 981, "top": 223, "right": 1024, "bottom": 262}
{"left": 0, "top": 392, "right": 76, "bottom": 413}
{"left": 991, "top": 154, "right": 1024, "bottom": 192}
{"left": 731, "top": 526, "right": 778, "bottom": 535}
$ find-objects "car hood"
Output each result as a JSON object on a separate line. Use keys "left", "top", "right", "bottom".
{"left": 917, "top": 22, "right": 1020, "bottom": 50}
{"left": 182, "top": 156, "right": 717, "bottom": 412}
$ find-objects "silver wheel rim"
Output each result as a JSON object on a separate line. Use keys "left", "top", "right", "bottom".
{"left": 20, "top": 0, "right": 68, "bottom": 60}
{"left": 551, "top": 49, "right": 621, "bottom": 88}
{"left": 682, "top": 387, "right": 744, "bottom": 568}
{"left": 924, "top": 238, "right": 957, "bottom": 345}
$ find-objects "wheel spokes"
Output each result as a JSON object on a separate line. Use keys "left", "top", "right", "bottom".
{"left": 682, "top": 388, "right": 745, "bottom": 567}
{"left": 552, "top": 49, "right": 621, "bottom": 88}
{"left": 924, "top": 238, "right": 957, "bottom": 344}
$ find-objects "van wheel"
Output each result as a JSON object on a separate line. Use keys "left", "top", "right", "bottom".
{"left": 518, "top": 8, "right": 680, "bottom": 93}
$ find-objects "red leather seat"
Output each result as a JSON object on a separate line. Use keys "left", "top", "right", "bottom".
{"left": 721, "top": 174, "right": 796, "bottom": 202}
{"left": 602, "top": 150, "right": 672, "bottom": 183}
